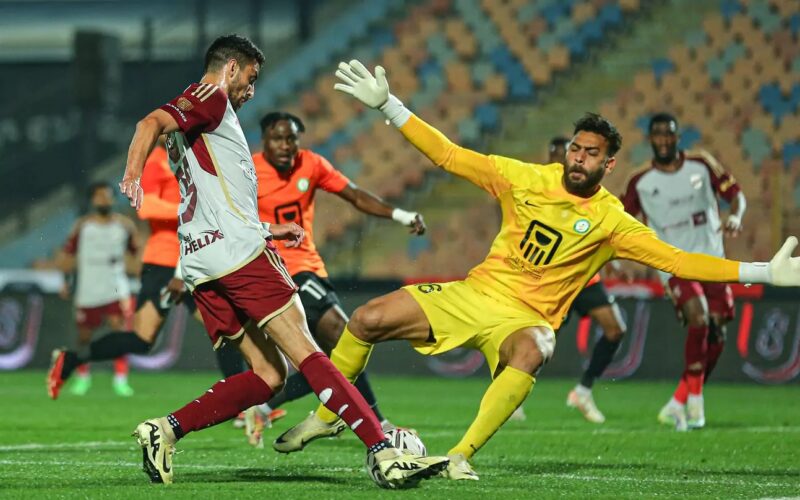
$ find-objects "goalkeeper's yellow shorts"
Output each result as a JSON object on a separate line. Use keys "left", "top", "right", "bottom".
{"left": 403, "top": 280, "right": 553, "bottom": 377}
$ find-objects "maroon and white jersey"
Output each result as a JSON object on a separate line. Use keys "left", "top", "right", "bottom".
{"left": 64, "top": 215, "right": 136, "bottom": 308}
{"left": 160, "top": 83, "right": 269, "bottom": 288}
{"left": 621, "top": 149, "right": 741, "bottom": 280}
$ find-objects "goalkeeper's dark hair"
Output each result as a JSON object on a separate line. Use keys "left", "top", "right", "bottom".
{"left": 648, "top": 112, "right": 679, "bottom": 133}
{"left": 87, "top": 181, "right": 113, "bottom": 199}
{"left": 204, "top": 34, "right": 265, "bottom": 72}
{"left": 549, "top": 136, "right": 569, "bottom": 152}
{"left": 260, "top": 111, "right": 306, "bottom": 135}
{"left": 573, "top": 113, "right": 622, "bottom": 157}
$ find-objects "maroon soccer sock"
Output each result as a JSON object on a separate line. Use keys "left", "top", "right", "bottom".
{"left": 299, "top": 352, "right": 386, "bottom": 449}
{"left": 168, "top": 370, "right": 273, "bottom": 439}
{"left": 684, "top": 324, "right": 708, "bottom": 395}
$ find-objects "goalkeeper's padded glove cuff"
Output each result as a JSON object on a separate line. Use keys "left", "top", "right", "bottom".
{"left": 380, "top": 94, "right": 411, "bottom": 128}
{"left": 739, "top": 261, "right": 771, "bottom": 284}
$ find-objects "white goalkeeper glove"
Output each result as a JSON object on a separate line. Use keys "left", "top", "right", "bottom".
{"left": 740, "top": 236, "right": 800, "bottom": 286}
{"left": 334, "top": 60, "right": 411, "bottom": 127}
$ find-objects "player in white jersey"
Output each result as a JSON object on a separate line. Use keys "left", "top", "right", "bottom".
{"left": 59, "top": 182, "right": 138, "bottom": 397}
{"left": 56, "top": 34, "right": 447, "bottom": 487}
{"left": 621, "top": 113, "right": 747, "bottom": 430}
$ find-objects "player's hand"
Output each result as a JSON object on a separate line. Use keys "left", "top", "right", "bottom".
{"left": 58, "top": 283, "right": 70, "bottom": 301}
{"left": 723, "top": 214, "right": 742, "bottom": 238}
{"left": 768, "top": 236, "right": 800, "bottom": 286}
{"left": 334, "top": 60, "right": 390, "bottom": 109}
{"left": 165, "top": 277, "right": 186, "bottom": 304}
{"left": 119, "top": 176, "right": 144, "bottom": 211}
{"left": 409, "top": 213, "right": 427, "bottom": 235}
{"left": 271, "top": 222, "right": 305, "bottom": 248}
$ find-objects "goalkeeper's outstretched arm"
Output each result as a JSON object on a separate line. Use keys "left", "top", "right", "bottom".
{"left": 611, "top": 222, "right": 800, "bottom": 287}
{"left": 333, "top": 60, "right": 508, "bottom": 196}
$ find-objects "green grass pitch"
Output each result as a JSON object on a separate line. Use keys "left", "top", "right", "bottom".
{"left": 1, "top": 371, "right": 798, "bottom": 499}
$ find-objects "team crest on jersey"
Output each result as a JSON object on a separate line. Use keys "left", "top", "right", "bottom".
{"left": 297, "top": 178, "right": 310, "bottom": 193}
{"left": 573, "top": 219, "right": 591, "bottom": 234}
{"left": 690, "top": 173, "right": 703, "bottom": 190}
{"left": 176, "top": 97, "right": 194, "bottom": 112}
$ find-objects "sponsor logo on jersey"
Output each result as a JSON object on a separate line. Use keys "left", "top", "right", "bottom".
{"left": 183, "top": 229, "right": 224, "bottom": 255}
{"left": 573, "top": 219, "right": 591, "bottom": 234}
{"left": 164, "top": 103, "right": 187, "bottom": 123}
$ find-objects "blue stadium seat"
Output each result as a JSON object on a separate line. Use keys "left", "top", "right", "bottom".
{"left": 791, "top": 13, "right": 800, "bottom": 37}
{"left": 651, "top": 58, "right": 676, "bottom": 83}
{"left": 677, "top": 126, "right": 702, "bottom": 149}
{"left": 580, "top": 18, "right": 605, "bottom": 43}
{"left": 782, "top": 141, "right": 800, "bottom": 168}
{"left": 597, "top": 4, "right": 623, "bottom": 27}
{"left": 635, "top": 115, "right": 651, "bottom": 135}
{"left": 417, "top": 58, "right": 443, "bottom": 80}
{"left": 684, "top": 29, "right": 708, "bottom": 49}
{"left": 719, "top": 0, "right": 743, "bottom": 22}
{"left": 741, "top": 127, "right": 772, "bottom": 165}
{"left": 407, "top": 235, "right": 432, "bottom": 260}
{"left": 474, "top": 103, "right": 500, "bottom": 131}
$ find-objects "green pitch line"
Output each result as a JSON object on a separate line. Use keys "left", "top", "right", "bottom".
{"left": 1, "top": 371, "right": 798, "bottom": 499}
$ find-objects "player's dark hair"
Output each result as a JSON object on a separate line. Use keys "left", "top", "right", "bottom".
{"left": 87, "top": 181, "right": 112, "bottom": 199}
{"left": 260, "top": 111, "right": 306, "bottom": 135}
{"left": 204, "top": 34, "right": 265, "bottom": 72}
{"left": 648, "top": 112, "right": 679, "bottom": 133}
{"left": 549, "top": 136, "right": 569, "bottom": 151}
{"left": 573, "top": 113, "right": 622, "bottom": 157}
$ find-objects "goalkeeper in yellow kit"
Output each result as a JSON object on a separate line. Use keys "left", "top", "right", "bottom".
{"left": 274, "top": 60, "right": 800, "bottom": 480}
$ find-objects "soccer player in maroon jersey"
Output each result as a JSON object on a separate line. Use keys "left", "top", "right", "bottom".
{"left": 622, "top": 113, "right": 747, "bottom": 430}
{"left": 58, "top": 182, "right": 139, "bottom": 397}
{"left": 82, "top": 34, "right": 447, "bottom": 487}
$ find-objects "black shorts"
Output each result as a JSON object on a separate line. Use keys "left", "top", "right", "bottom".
{"left": 293, "top": 271, "right": 342, "bottom": 332}
{"left": 137, "top": 263, "right": 196, "bottom": 317}
{"left": 570, "top": 281, "right": 613, "bottom": 318}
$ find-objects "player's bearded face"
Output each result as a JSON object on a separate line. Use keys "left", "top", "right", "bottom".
{"left": 649, "top": 122, "right": 678, "bottom": 163}
{"left": 563, "top": 132, "right": 614, "bottom": 194}
{"left": 227, "top": 61, "right": 259, "bottom": 111}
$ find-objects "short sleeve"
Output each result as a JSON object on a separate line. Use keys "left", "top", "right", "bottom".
{"left": 159, "top": 83, "right": 227, "bottom": 137}
{"left": 313, "top": 152, "right": 351, "bottom": 193}
{"left": 63, "top": 221, "right": 82, "bottom": 255}
{"left": 689, "top": 149, "right": 741, "bottom": 203}
{"left": 620, "top": 170, "right": 646, "bottom": 217}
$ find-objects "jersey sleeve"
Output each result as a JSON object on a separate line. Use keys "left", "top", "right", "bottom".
{"left": 159, "top": 84, "right": 227, "bottom": 137}
{"left": 689, "top": 149, "right": 741, "bottom": 203}
{"left": 314, "top": 152, "right": 351, "bottom": 193}
{"left": 62, "top": 220, "right": 83, "bottom": 255}
{"left": 398, "top": 114, "right": 516, "bottom": 197}
{"left": 620, "top": 171, "right": 645, "bottom": 217}
{"left": 609, "top": 211, "right": 739, "bottom": 281}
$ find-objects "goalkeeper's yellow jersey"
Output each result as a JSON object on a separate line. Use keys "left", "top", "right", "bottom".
{"left": 399, "top": 115, "right": 741, "bottom": 330}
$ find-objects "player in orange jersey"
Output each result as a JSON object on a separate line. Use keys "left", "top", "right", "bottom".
{"left": 255, "top": 112, "right": 427, "bottom": 441}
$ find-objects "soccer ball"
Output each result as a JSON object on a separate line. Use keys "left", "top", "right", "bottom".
{"left": 365, "top": 429, "right": 427, "bottom": 488}
{"left": 384, "top": 428, "right": 426, "bottom": 456}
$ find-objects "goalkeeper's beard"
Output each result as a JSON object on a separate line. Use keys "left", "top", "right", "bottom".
{"left": 563, "top": 163, "right": 605, "bottom": 195}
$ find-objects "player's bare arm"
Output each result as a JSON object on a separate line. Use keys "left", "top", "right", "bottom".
{"left": 336, "top": 184, "right": 426, "bottom": 235}
{"left": 724, "top": 191, "right": 746, "bottom": 238}
{"left": 121, "top": 109, "right": 180, "bottom": 210}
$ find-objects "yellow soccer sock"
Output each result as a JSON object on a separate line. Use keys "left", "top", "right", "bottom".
{"left": 315, "top": 326, "right": 374, "bottom": 423}
{"left": 448, "top": 366, "right": 534, "bottom": 459}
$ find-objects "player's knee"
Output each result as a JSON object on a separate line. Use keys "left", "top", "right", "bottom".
{"left": 252, "top": 363, "right": 286, "bottom": 392}
{"left": 508, "top": 328, "right": 555, "bottom": 375}
{"left": 604, "top": 327, "right": 625, "bottom": 342}
{"left": 708, "top": 320, "right": 727, "bottom": 344}
{"left": 349, "top": 304, "right": 385, "bottom": 341}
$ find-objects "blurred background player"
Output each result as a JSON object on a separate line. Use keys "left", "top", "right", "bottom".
{"left": 255, "top": 111, "right": 426, "bottom": 436}
{"left": 512, "top": 137, "right": 627, "bottom": 424}
{"left": 57, "top": 181, "right": 139, "bottom": 397}
{"left": 621, "top": 113, "right": 746, "bottom": 431}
